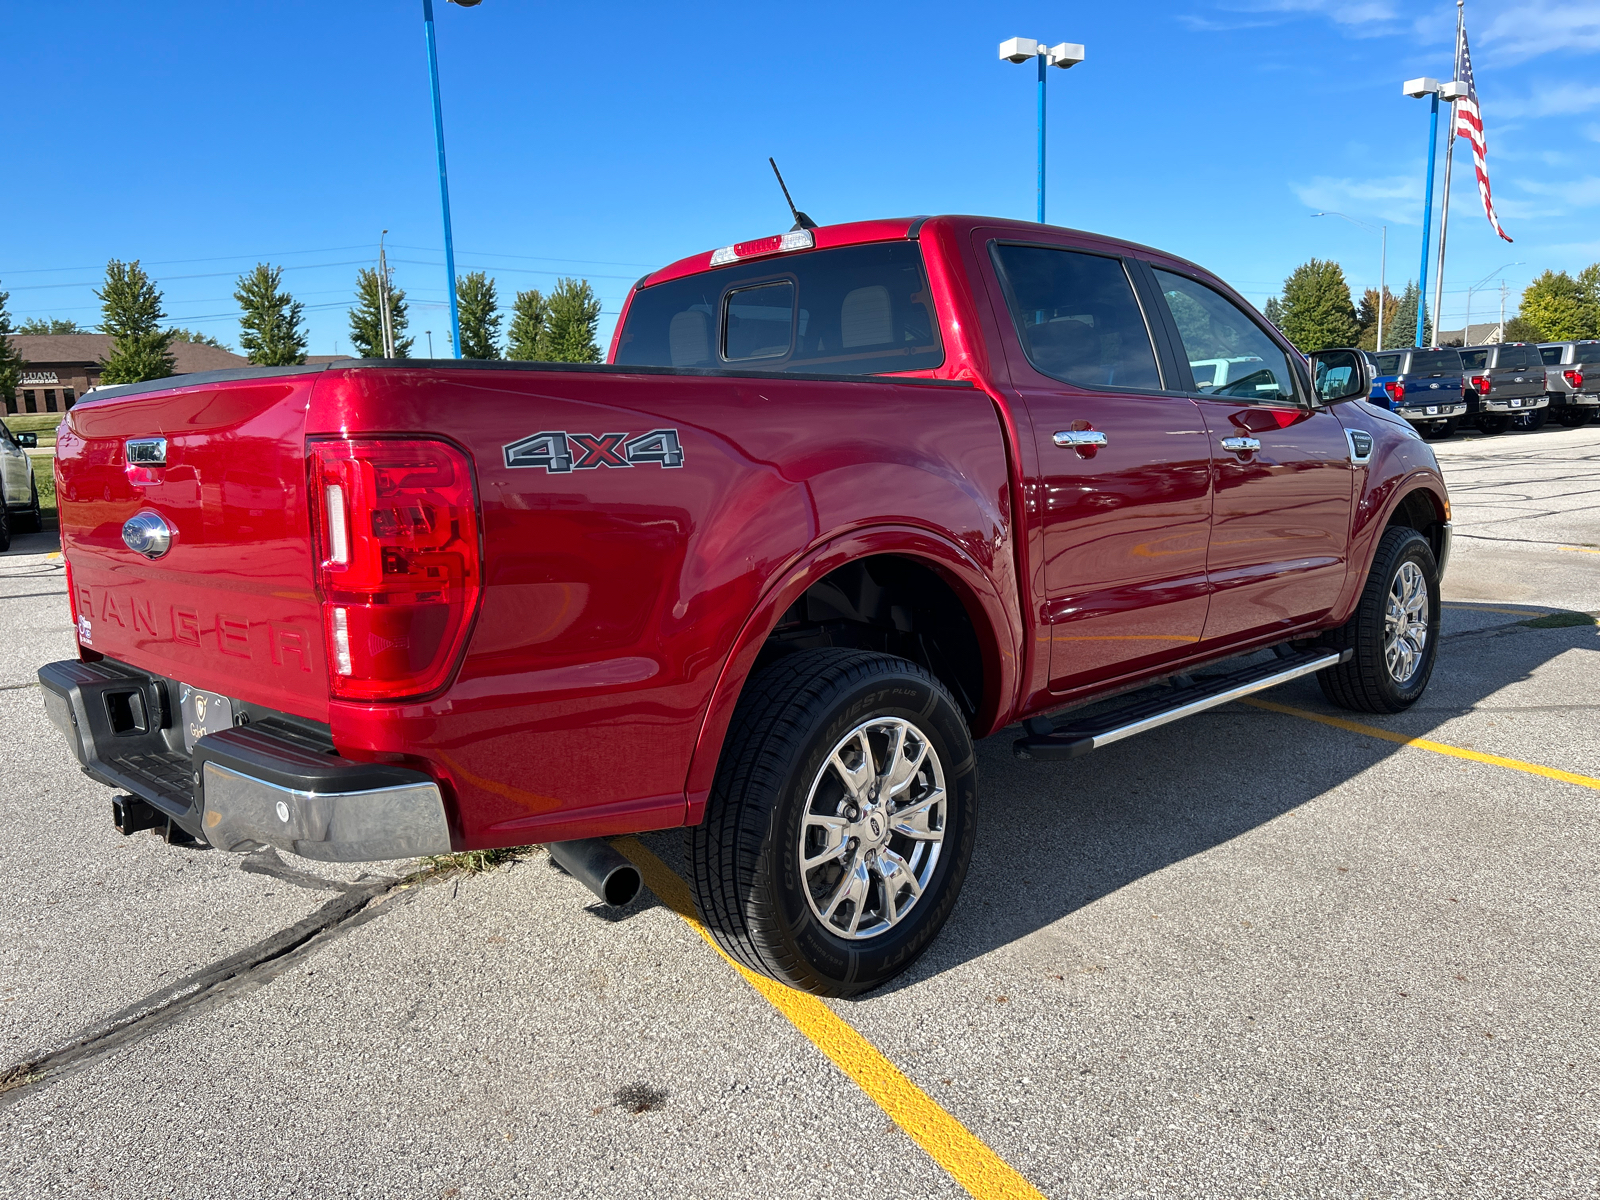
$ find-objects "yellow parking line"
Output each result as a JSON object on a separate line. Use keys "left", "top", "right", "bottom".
{"left": 613, "top": 836, "right": 1045, "bottom": 1200}
{"left": 1241, "top": 697, "right": 1600, "bottom": 792}
{"left": 1559, "top": 545, "right": 1600, "bottom": 555}
{"left": 1442, "top": 603, "right": 1548, "bottom": 617}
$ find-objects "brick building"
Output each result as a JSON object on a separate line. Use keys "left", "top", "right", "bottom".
{"left": 5, "top": 334, "right": 250, "bottom": 415}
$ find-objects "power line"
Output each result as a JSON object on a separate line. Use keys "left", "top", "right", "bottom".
{"left": 0, "top": 244, "right": 377, "bottom": 276}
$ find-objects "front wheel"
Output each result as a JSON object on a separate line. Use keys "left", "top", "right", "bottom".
{"left": 687, "top": 648, "right": 977, "bottom": 997}
{"left": 1319, "top": 527, "right": 1440, "bottom": 713}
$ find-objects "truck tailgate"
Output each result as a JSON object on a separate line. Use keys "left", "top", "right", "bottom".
{"left": 57, "top": 375, "right": 329, "bottom": 722}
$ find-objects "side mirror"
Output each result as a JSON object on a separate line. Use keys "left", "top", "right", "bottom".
{"left": 1308, "top": 348, "right": 1371, "bottom": 405}
{"left": 15, "top": 432, "right": 37, "bottom": 448}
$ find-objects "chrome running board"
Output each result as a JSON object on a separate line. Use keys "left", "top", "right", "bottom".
{"left": 1012, "top": 648, "right": 1350, "bottom": 761}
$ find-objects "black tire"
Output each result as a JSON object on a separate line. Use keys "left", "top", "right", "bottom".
{"left": 1476, "top": 413, "right": 1510, "bottom": 435}
{"left": 1318, "top": 527, "right": 1440, "bottom": 713}
{"left": 13, "top": 479, "right": 42, "bottom": 535}
{"left": 1421, "top": 417, "right": 1458, "bottom": 441}
{"left": 687, "top": 647, "right": 977, "bottom": 997}
{"left": 1511, "top": 407, "right": 1547, "bottom": 431}
{"left": 0, "top": 504, "right": 10, "bottom": 553}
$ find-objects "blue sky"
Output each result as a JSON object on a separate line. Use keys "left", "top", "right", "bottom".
{"left": 4, "top": 0, "right": 1598, "bottom": 354}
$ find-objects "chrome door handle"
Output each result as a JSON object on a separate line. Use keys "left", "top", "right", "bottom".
{"left": 1220, "top": 436, "right": 1261, "bottom": 453}
{"left": 1053, "top": 430, "right": 1108, "bottom": 448}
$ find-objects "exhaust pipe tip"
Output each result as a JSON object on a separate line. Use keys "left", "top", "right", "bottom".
{"left": 548, "top": 838, "right": 642, "bottom": 908}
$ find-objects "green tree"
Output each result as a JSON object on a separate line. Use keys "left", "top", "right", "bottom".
{"left": 1355, "top": 285, "right": 1400, "bottom": 351}
{"left": 1278, "top": 258, "right": 1360, "bottom": 352}
{"left": 506, "top": 288, "right": 547, "bottom": 360}
{"left": 234, "top": 264, "right": 307, "bottom": 366}
{"left": 1579, "top": 263, "right": 1600, "bottom": 338}
{"left": 347, "top": 266, "right": 412, "bottom": 359}
{"left": 17, "top": 317, "right": 85, "bottom": 335}
{"left": 1502, "top": 315, "right": 1542, "bottom": 342}
{"left": 1262, "top": 296, "right": 1283, "bottom": 329}
{"left": 1388, "top": 280, "right": 1432, "bottom": 348}
{"left": 0, "top": 284, "right": 26, "bottom": 404}
{"left": 456, "top": 271, "right": 502, "bottom": 359}
{"left": 168, "top": 328, "right": 230, "bottom": 350}
{"left": 538, "top": 277, "right": 602, "bottom": 363}
{"left": 96, "top": 260, "right": 175, "bottom": 384}
{"left": 1519, "top": 269, "right": 1594, "bottom": 342}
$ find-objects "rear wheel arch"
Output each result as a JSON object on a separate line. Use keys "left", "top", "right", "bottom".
{"left": 682, "top": 531, "right": 1017, "bottom": 822}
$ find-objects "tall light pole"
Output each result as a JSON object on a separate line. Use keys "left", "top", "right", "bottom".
{"left": 423, "top": 0, "right": 480, "bottom": 359}
{"left": 999, "top": 37, "right": 1085, "bottom": 225}
{"left": 1403, "top": 77, "right": 1444, "bottom": 348}
{"left": 1312, "top": 211, "right": 1387, "bottom": 350}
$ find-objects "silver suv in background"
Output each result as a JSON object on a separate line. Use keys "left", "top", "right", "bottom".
{"left": 1538, "top": 341, "right": 1600, "bottom": 427}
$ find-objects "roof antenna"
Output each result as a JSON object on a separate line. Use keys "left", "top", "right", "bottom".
{"left": 769, "top": 157, "right": 817, "bottom": 231}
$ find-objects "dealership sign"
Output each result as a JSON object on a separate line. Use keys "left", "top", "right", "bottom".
{"left": 21, "top": 371, "right": 59, "bottom": 385}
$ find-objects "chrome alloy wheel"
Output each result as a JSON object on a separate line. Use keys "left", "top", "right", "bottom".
{"left": 798, "top": 717, "right": 947, "bottom": 941}
{"left": 1384, "top": 560, "right": 1430, "bottom": 685}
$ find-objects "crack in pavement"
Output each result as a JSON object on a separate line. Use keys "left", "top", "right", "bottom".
{"left": 0, "top": 870, "right": 416, "bottom": 1108}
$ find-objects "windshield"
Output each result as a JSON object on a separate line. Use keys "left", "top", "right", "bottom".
{"left": 614, "top": 242, "right": 943, "bottom": 375}
{"left": 1574, "top": 344, "right": 1600, "bottom": 365}
{"left": 1460, "top": 349, "right": 1488, "bottom": 369}
{"left": 1372, "top": 353, "right": 1402, "bottom": 375}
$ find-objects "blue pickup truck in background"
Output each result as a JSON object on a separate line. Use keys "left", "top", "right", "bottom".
{"left": 1366, "top": 348, "right": 1468, "bottom": 440}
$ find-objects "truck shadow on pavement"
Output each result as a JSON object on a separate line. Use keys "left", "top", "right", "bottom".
{"left": 865, "top": 618, "right": 1600, "bottom": 999}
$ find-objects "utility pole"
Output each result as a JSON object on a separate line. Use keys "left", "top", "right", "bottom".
{"left": 1499, "top": 281, "right": 1507, "bottom": 341}
{"left": 377, "top": 231, "right": 396, "bottom": 359}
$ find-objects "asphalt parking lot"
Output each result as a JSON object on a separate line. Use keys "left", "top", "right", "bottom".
{"left": 3, "top": 423, "right": 1597, "bottom": 1199}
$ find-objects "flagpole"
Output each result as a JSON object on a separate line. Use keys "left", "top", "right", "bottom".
{"left": 1432, "top": 0, "right": 1465, "bottom": 347}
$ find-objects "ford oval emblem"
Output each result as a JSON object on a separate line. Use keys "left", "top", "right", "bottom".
{"left": 122, "top": 511, "right": 176, "bottom": 559}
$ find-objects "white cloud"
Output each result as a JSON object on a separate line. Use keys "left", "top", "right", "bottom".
{"left": 1290, "top": 174, "right": 1422, "bottom": 224}
{"left": 1516, "top": 175, "right": 1600, "bottom": 206}
{"left": 1495, "top": 83, "right": 1600, "bottom": 118}
{"left": 1478, "top": 1, "right": 1600, "bottom": 64}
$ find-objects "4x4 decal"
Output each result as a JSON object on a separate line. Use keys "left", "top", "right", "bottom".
{"left": 503, "top": 429, "right": 685, "bottom": 473}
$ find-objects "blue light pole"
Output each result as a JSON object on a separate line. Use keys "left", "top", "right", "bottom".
{"left": 1404, "top": 77, "right": 1444, "bottom": 348}
{"left": 1000, "top": 38, "right": 1085, "bottom": 226}
{"left": 423, "top": 0, "right": 465, "bottom": 358}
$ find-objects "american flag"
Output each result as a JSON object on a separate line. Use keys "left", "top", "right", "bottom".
{"left": 1453, "top": 29, "right": 1513, "bottom": 243}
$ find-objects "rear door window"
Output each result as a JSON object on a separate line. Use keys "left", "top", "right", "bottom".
{"left": 1409, "top": 350, "right": 1463, "bottom": 375}
{"left": 989, "top": 245, "right": 1162, "bottom": 390}
{"left": 1154, "top": 269, "right": 1298, "bottom": 403}
{"left": 614, "top": 241, "right": 943, "bottom": 374}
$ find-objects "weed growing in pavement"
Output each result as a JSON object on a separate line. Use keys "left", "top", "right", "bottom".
{"left": 1518, "top": 611, "right": 1597, "bottom": 628}
{"left": 417, "top": 845, "right": 537, "bottom": 878}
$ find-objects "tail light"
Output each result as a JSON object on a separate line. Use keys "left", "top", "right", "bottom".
{"left": 1383, "top": 381, "right": 1405, "bottom": 404}
{"left": 309, "top": 438, "right": 482, "bottom": 701}
{"left": 1471, "top": 375, "right": 1491, "bottom": 395}
{"left": 1564, "top": 369, "right": 1584, "bottom": 389}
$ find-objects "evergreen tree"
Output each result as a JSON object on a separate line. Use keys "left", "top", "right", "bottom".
{"left": 347, "top": 266, "right": 413, "bottom": 359}
{"left": 1578, "top": 263, "right": 1600, "bottom": 338}
{"left": 1519, "top": 269, "right": 1594, "bottom": 342}
{"left": 1355, "top": 285, "right": 1400, "bottom": 351}
{"left": 1388, "top": 280, "right": 1432, "bottom": 348}
{"left": 1278, "top": 258, "right": 1360, "bottom": 352}
{"left": 538, "top": 277, "right": 602, "bottom": 363}
{"left": 506, "top": 288, "right": 547, "bottom": 360}
{"left": 234, "top": 264, "right": 307, "bottom": 366}
{"left": 456, "top": 271, "right": 502, "bottom": 359}
{"left": 168, "top": 328, "right": 230, "bottom": 350}
{"left": 17, "top": 317, "right": 85, "bottom": 335}
{"left": 1262, "top": 296, "right": 1283, "bottom": 329}
{"left": 96, "top": 260, "right": 175, "bottom": 384}
{"left": 0, "top": 284, "right": 25, "bottom": 405}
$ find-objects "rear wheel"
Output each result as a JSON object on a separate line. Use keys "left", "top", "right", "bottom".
{"left": 14, "top": 480, "right": 42, "bottom": 535}
{"left": 1318, "top": 527, "right": 1440, "bottom": 714}
{"left": 1560, "top": 406, "right": 1594, "bottom": 428}
{"left": 1512, "top": 407, "right": 1548, "bottom": 431}
{"left": 1421, "top": 417, "right": 1459, "bottom": 440}
{"left": 1476, "top": 413, "right": 1510, "bottom": 436}
{"left": 687, "top": 648, "right": 977, "bottom": 997}
{"left": 0, "top": 504, "right": 10, "bottom": 553}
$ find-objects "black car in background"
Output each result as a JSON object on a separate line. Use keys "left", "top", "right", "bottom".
{"left": 1459, "top": 343, "right": 1549, "bottom": 434}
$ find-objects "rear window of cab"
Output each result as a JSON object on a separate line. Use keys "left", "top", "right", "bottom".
{"left": 613, "top": 242, "right": 943, "bottom": 375}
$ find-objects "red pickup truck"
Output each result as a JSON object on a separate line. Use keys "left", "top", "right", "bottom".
{"left": 39, "top": 215, "right": 1450, "bottom": 996}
